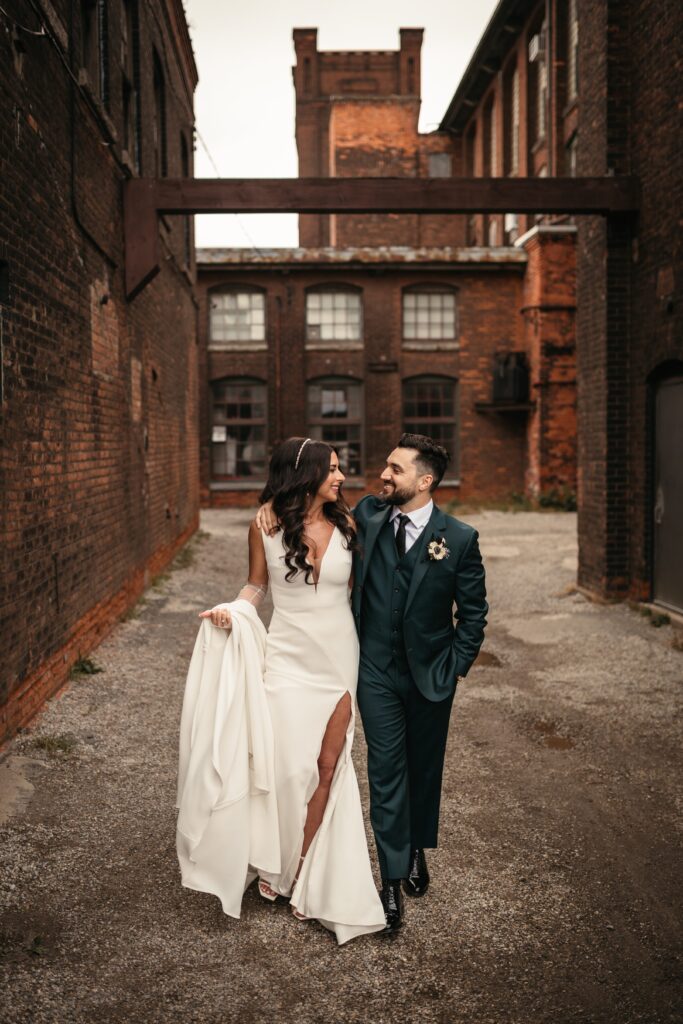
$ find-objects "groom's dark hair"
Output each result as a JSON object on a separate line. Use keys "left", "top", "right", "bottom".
{"left": 397, "top": 433, "right": 450, "bottom": 491}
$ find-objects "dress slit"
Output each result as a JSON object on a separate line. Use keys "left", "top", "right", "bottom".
{"left": 258, "top": 526, "right": 386, "bottom": 942}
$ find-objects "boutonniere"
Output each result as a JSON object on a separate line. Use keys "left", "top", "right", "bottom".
{"left": 427, "top": 536, "right": 450, "bottom": 561}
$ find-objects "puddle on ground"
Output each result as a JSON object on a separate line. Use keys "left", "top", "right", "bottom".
{"left": 474, "top": 650, "right": 502, "bottom": 667}
{"left": 534, "top": 720, "right": 575, "bottom": 750}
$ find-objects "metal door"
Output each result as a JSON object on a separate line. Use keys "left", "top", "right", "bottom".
{"left": 653, "top": 376, "right": 683, "bottom": 612}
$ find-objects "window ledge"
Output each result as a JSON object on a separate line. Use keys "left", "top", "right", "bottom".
{"left": 120, "top": 149, "right": 139, "bottom": 177}
{"left": 402, "top": 341, "right": 459, "bottom": 352}
{"left": 209, "top": 343, "right": 268, "bottom": 352}
{"left": 210, "top": 480, "right": 266, "bottom": 491}
{"left": 562, "top": 97, "right": 579, "bottom": 118}
{"left": 210, "top": 478, "right": 367, "bottom": 491}
{"left": 305, "top": 341, "right": 364, "bottom": 351}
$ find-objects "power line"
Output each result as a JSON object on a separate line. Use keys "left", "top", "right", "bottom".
{"left": 194, "top": 127, "right": 265, "bottom": 256}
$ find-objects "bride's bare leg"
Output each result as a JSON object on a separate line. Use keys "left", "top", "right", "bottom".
{"left": 296, "top": 692, "right": 352, "bottom": 877}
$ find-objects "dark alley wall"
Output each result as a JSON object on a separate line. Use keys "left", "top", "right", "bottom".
{"left": 0, "top": 0, "right": 200, "bottom": 742}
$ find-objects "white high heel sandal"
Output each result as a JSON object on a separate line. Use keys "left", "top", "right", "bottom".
{"left": 258, "top": 879, "right": 279, "bottom": 902}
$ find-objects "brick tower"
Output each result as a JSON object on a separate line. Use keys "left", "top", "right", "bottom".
{"left": 292, "top": 28, "right": 461, "bottom": 248}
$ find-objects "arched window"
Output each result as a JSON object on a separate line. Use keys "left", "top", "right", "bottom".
{"left": 305, "top": 287, "right": 362, "bottom": 345}
{"left": 121, "top": 0, "right": 141, "bottom": 170}
{"left": 307, "top": 377, "right": 363, "bottom": 477}
{"left": 402, "top": 376, "right": 458, "bottom": 473}
{"left": 209, "top": 287, "right": 266, "bottom": 347}
{"left": 402, "top": 286, "right": 458, "bottom": 345}
{"left": 210, "top": 378, "right": 267, "bottom": 479}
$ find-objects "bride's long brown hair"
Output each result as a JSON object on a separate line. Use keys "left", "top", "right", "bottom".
{"left": 267, "top": 438, "right": 358, "bottom": 584}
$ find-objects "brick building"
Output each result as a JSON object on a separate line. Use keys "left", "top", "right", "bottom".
{"left": 573, "top": 0, "right": 682, "bottom": 612}
{"left": 0, "top": 0, "right": 199, "bottom": 742}
{"left": 197, "top": 245, "right": 528, "bottom": 506}
{"left": 294, "top": 28, "right": 463, "bottom": 250}
{"left": 198, "top": 25, "right": 577, "bottom": 508}
{"left": 437, "top": 0, "right": 683, "bottom": 611}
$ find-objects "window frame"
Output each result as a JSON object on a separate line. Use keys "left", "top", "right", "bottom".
{"left": 121, "top": 0, "right": 141, "bottom": 172}
{"left": 208, "top": 286, "right": 267, "bottom": 350}
{"left": 427, "top": 152, "right": 453, "bottom": 179}
{"left": 304, "top": 286, "right": 363, "bottom": 349}
{"left": 306, "top": 376, "right": 365, "bottom": 481}
{"left": 152, "top": 48, "right": 167, "bottom": 178}
{"left": 81, "top": 0, "right": 109, "bottom": 108}
{"left": 401, "top": 285, "right": 459, "bottom": 351}
{"left": 210, "top": 377, "right": 268, "bottom": 482}
{"left": 402, "top": 374, "right": 460, "bottom": 481}
{"left": 567, "top": 0, "right": 579, "bottom": 103}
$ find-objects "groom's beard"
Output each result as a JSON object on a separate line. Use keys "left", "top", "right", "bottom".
{"left": 381, "top": 482, "right": 418, "bottom": 507}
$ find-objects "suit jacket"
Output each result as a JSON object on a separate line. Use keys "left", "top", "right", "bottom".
{"left": 352, "top": 495, "right": 488, "bottom": 701}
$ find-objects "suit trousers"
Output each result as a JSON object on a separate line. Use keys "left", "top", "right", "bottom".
{"left": 357, "top": 653, "right": 455, "bottom": 881}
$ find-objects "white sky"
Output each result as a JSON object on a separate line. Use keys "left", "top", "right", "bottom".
{"left": 183, "top": 0, "right": 499, "bottom": 248}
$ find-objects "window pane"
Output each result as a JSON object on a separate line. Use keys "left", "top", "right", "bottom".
{"left": 306, "top": 291, "right": 362, "bottom": 341}
{"left": 402, "top": 291, "right": 457, "bottom": 341}
{"left": 210, "top": 291, "right": 266, "bottom": 342}
{"left": 211, "top": 380, "right": 267, "bottom": 478}
{"left": 308, "top": 380, "right": 363, "bottom": 475}
{"left": 403, "top": 377, "right": 457, "bottom": 465}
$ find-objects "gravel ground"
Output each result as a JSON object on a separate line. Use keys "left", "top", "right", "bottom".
{"left": 0, "top": 509, "right": 681, "bottom": 1024}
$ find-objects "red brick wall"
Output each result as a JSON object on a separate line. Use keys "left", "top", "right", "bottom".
{"left": 519, "top": 228, "right": 577, "bottom": 497}
{"left": 0, "top": 0, "right": 199, "bottom": 742}
{"left": 576, "top": 0, "right": 683, "bottom": 601}
{"left": 293, "top": 28, "right": 464, "bottom": 249}
{"left": 198, "top": 262, "right": 527, "bottom": 506}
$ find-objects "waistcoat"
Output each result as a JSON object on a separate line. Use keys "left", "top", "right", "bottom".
{"left": 361, "top": 517, "right": 423, "bottom": 672}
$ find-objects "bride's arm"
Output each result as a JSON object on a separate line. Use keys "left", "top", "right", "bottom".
{"left": 244, "top": 519, "right": 269, "bottom": 600}
{"left": 199, "top": 520, "right": 269, "bottom": 628}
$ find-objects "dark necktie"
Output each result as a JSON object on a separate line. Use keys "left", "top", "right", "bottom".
{"left": 395, "top": 513, "right": 410, "bottom": 559}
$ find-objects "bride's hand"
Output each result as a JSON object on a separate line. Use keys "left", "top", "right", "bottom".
{"left": 198, "top": 606, "right": 232, "bottom": 629}
{"left": 255, "top": 501, "right": 278, "bottom": 535}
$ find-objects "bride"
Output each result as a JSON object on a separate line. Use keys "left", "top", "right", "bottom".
{"left": 184, "top": 437, "right": 385, "bottom": 944}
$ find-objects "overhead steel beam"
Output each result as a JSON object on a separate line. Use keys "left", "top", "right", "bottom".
{"left": 124, "top": 176, "right": 640, "bottom": 298}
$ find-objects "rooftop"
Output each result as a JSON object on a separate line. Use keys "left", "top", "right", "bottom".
{"left": 196, "top": 246, "right": 527, "bottom": 267}
{"left": 440, "top": 0, "right": 533, "bottom": 133}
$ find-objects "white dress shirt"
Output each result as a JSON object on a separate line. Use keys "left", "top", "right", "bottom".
{"left": 389, "top": 499, "right": 434, "bottom": 553}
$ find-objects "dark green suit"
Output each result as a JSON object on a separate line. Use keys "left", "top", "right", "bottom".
{"left": 352, "top": 495, "right": 488, "bottom": 880}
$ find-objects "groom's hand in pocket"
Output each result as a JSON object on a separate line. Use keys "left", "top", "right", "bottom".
{"left": 255, "top": 501, "right": 278, "bottom": 535}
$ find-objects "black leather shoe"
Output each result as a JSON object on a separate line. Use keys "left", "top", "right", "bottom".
{"left": 380, "top": 879, "right": 404, "bottom": 935}
{"left": 403, "top": 848, "right": 430, "bottom": 897}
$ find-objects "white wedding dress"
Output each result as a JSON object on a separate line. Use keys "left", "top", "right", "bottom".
{"left": 258, "top": 525, "right": 385, "bottom": 943}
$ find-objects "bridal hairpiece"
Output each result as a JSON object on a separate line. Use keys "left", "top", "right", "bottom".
{"left": 295, "top": 437, "right": 312, "bottom": 469}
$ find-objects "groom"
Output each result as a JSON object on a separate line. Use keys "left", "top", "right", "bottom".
{"left": 352, "top": 433, "right": 487, "bottom": 934}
